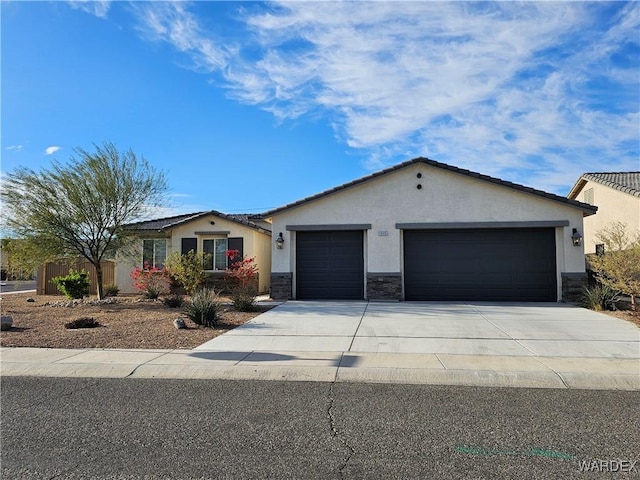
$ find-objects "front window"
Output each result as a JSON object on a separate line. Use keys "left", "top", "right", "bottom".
{"left": 203, "top": 238, "right": 228, "bottom": 271}
{"left": 142, "top": 239, "right": 167, "bottom": 268}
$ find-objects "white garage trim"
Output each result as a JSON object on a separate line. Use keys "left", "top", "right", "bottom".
{"left": 287, "top": 224, "right": 372, "bottom": 231}
{"left": 396, "top": 220, "right": 570, "bottom": 229}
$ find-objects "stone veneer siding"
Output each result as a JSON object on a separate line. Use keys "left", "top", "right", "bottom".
{"left": 204, "top": 272, "right": 260, "bottom": 294}
{"left": 366, "top": 273, "right": 402, "bottom": 301}
{"left": 270, "top": 272, "right": 292, "bottom": 300}
{"left": 561, "top": 272, "right": 588, "bottom": 303}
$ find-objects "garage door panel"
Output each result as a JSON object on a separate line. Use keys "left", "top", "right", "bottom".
{"left": 296, "top": 231, "right": 364, "bottom": 300}
{"left": 404, "top": 228, "right": 556, "bottom": 301}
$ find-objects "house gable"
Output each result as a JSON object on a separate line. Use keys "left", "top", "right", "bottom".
{"left": 124, "top": 210, "right": 271, "bottom": 235}
{"left": 264, "top": 157, "right": 596, "bottom": 218}
{"left": 568, "top": 172, "right": 640, "bottom": 200}
{"left": 568, "top": 173, "right": 640, "bottom": 254}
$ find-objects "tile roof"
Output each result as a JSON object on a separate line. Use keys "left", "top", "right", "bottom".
{"left": 123, "top": 210, "right": 271, "bottom": 234}
{"left": 568, "top": 172, "right": 640, "bottom": 199}
{"left": 262, "top": 157, "right": 598, "bottom": 217}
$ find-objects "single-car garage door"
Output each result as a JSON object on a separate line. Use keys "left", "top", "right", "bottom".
{"left": 296, "top": 231, "right": 364, "bottom": 299}
{"left": 404, "top": 228, "right": 557, "bottom": 301}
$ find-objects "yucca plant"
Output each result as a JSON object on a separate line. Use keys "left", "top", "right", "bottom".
{"left": 581, "top": 284, "right": 621, "bottom": 311}
{"left": 184, "top": 288, "right": 220, "bottom": 327}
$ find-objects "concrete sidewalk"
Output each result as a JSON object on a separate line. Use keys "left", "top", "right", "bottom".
{"left": 2, "top": 301, "right": 638, "bottom": 390}
{"left": 2, "top": 346, "right": 638, "bottom": 390}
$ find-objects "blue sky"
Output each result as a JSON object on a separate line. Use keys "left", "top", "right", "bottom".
{"left": 2, "top": 1, "right": 639, "bottom": 217}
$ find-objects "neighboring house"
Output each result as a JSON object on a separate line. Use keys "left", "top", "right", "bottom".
{"left": 116, "top": 211, "right": 272, "bottom": 294}
{"left": 0, "top": 238, "right": 37, "bottom": 281}
{"left": 264, "top": 157, "right": 597, "bottom": 302}
{"left": 567, "top": 172, "right": 640, "bottom": 254}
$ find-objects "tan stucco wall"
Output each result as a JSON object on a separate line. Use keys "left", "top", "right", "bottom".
{"left": 576, "top": 180, "right": 640, "bottom": 254}
{"left": 116, "top": 214, "right": 271, "bottom": 294}
{"left": 270, "top": 163, "right": 589, "bottom": 300}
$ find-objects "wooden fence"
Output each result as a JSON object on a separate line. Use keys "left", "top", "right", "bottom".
{"left": 37, "top": 259, "right": 115, "bottom": 295}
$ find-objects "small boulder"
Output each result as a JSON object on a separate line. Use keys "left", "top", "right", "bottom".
{"left": 26, "top": 298, "right": 35, "bottom": 303}
{"left": 1, "top": 316, "right": 13, "bottom": 331}
{"left": 173, "top": 318, "right": 187, "bottom": 330}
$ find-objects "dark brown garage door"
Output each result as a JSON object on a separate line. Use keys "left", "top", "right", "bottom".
{"left": 296, "top": 231, "right": 364, "bottom": 299}
{"left": 403, "top": 228, "right": 557, "bottom": 301}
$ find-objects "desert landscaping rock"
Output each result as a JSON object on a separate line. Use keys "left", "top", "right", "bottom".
{"left": 0, "top": 292, "right": 272, "bottom": 349}
{"left": 173, "top": 318, "right": 187, "bottom": 329}
{"left": 1, "top": 316, "right": 13, "bottom": 331}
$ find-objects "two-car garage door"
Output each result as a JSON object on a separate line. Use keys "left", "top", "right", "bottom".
{"left": 294, "top": 228, "right": 557, "bottom": 301}
{"left": 403, "top": 228, "right": 557, "bottom": 301}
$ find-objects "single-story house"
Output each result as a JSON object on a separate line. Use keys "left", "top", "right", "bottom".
{"left": 567, "top": 172, "right": 640, "bottom": 254}
{"left": 263, "top": 157, "right": 597, "bottom": 302}
{"left": 116, "top": 211, "right": 272, "bottom": 294}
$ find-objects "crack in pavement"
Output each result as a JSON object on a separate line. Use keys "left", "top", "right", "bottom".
{"left": 328, "top": 381, "right": 356, "bottom": 479}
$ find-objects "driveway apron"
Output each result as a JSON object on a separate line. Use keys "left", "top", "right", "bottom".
{"left": 195, "top": 301, "right": 640, "bottom": 359}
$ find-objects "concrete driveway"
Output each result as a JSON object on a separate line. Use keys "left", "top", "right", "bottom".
{"left": 196, "top": 301, "right": 640, "bottom": 359}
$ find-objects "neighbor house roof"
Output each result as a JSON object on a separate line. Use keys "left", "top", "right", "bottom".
{"left": 262, "top": 157, "right": 598, "bottom": 217}
{"left": 123, "top": 210, "right": 271, "bottom": 234}
{"left": 567, "top": 172, "right": 640, "bottom": 199}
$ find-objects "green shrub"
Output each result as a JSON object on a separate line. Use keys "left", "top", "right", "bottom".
{"left": 229, "top": 288, "right": 257, "bottom": 312}
{"left": 52, "top": 269, "right": 90, "bottom": 299}
{"left": 184, "top": 288, "right": 220, "bottom": 327}
{"left": 163, "top": 293, "right": 184, "bottom": 308}
{"left": 581, "top": 284, "right": 621, "bottom": 311}
{"left": 65, "top": 317, "right": 101, "bottom": 329}
{"left": 164, "top": 251, "right": 210, "bottom": 295}
{"left": 103, "top": 284, "right": 119, "bottom": 297}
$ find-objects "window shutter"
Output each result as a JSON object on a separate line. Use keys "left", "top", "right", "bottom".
{"left": 181, "top": 238, "right": 197, "bottom": 255}
{"left": 228, "top": 237, "right": 244, "bottom": 263}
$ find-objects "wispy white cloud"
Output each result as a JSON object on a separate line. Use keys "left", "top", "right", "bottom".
{"left": 5, "top": 145, "right": 24, "bottom": 152}
{"left": 131, "top": 2, "right": 231, "bottom": 72}
{"left": 45, "top": 146, "right": 61, "bottom": 155}
{"left": 68, "top": 0, "right": 110, "bottom": 19}
{"left": 130, "top": 1, "right": 639, "bottom": 193}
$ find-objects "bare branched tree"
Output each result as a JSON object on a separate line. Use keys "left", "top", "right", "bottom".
{"left": 1, "top": 141, "right": 168, "bottom": 299}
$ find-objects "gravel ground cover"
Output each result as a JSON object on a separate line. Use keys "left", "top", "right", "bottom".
{"left": 0, "top": 292, "right": 272, "bottom": 349}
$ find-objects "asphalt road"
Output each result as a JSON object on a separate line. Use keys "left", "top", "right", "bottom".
{"left": 0, "top": 281, "right": 36, "bottom": 294}
{"left": 1, "top": 378, "right": 638, "bottom": 479}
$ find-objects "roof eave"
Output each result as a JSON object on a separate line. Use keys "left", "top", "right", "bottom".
{"left": 123, "top": 210, "right": 272, "bottom": 235}
{"left": 567, "top": 177, "right": 587, "bottom": 200}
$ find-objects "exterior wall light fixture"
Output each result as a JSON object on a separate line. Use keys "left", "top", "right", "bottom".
{"left": 571, "top": 228, "right": 583, "bottom": 247}
{"left": 275, "top": 232, "right": 285, "bottom": 249}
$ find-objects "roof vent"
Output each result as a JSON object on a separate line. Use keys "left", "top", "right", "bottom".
{"left": 584, "top": 188, "right": 594, "bottom": 205}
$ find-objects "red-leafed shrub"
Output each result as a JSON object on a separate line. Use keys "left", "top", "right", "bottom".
{"left": 224, "top": 250, "right": 258, "bottom": 311}
{"left": 130, "top": 263, "right": 172, "bottom": 299}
